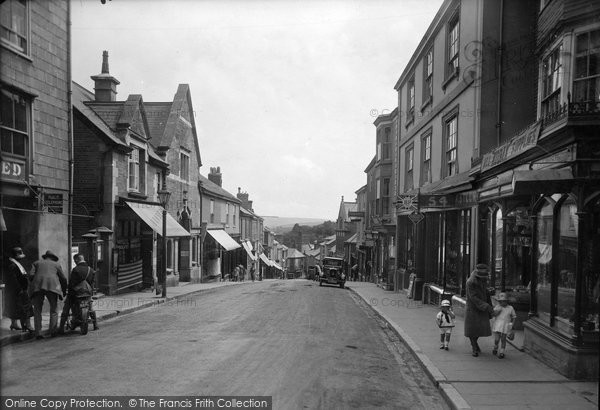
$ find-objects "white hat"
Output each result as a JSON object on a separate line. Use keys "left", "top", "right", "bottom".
{"left": 441, "top": 299, "right": 451, "bottom": 307}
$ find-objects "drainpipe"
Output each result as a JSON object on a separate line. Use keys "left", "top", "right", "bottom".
{"left": 67, "top": 0, "right": 74, "bottom": 273}
{"left": 496, "top": 0, "right": 504, "bottom": 147}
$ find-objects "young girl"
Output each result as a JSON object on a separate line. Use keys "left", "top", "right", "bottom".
{"left": 436, "top": 299, "right": 456, "bottom": 350}
{"left": 492, "top": 292, "right": 516, "bottom": 358}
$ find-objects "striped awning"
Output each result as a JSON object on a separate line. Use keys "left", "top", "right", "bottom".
{"left": 125, "top": 201, "right": 189, "bottom": 237}
{"left": 206, "top": 229, "right": 241, "bottom": 251}
{"left": 242, "top": 241, "right": 258, "bottom": 261}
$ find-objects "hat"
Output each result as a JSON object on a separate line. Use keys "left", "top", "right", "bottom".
{"left": 441, "top": 299, "right": 451, "bottom": 307}
{"left": 473, "top": 263, "right": 489, "bottom": 279}
{"left": 11, "top": 247, "right": 26, "bottom": 260}
{"left": 496, "top": 292, "right": 508, "bottom": 301}
{"left": 42, "top": 250, "right": 59, "bottom": 261}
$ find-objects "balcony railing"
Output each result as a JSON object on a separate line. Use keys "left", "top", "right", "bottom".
{"left": 541, "top": 100, "right": 600, "bottom": 129}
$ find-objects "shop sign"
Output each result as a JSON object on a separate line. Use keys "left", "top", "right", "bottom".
{"left": 44, "top": 193, "right": 63, "bottom": 214}
{"left": 1, "top": 158, "right": 25, "bottom": 181}
{"left": 348, "top": 211, "right": 365, "bottom": 218}
{"left": 419, "top": 191, "right": 479, "bottom": 209}
{"left": 408, "top": 212, "right": 425, "bottom": 224}
{"left": 481, "top": 122, "right": 541, "bottom": 172}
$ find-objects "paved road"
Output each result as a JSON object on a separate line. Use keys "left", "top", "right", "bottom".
{"left": 1, "top": 280, "right": 447, "bottom": 409}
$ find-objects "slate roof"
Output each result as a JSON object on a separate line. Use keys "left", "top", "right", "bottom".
{"left": 198, "top": 174, "right": 240, "bottom": 203}
{"left": 287, "top": 249, "right": 305, "bottom": 259}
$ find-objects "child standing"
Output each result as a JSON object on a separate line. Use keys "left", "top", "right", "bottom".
{"left": 492, "top": 292, "right": 516, "bottom": 358}
{"left": 436, "top": 299, "right": 456, "bottom": 350}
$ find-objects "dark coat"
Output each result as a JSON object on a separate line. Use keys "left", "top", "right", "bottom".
{"left": 29, "top": 258, "right": 67, "bottom": 297}
{"left": 68, "top": 262, "right": 95, "bottom": 295}
{"left": 3, "top": 259, "right": 32, "bottom": 320}
{"left": 464, "top": 272, "right": 494, "bottom": 337}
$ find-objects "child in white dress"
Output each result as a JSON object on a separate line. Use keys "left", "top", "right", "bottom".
{"left": 436, "top": 299, "right": 455, "bottom": 350}
{"left": 492, "top": 292, "right": 516, "bottom": 358}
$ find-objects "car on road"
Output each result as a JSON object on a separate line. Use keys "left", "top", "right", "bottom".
{"left": 319, "top": 257, "right": 346, "bottom": 288}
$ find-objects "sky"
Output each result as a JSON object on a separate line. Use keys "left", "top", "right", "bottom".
{"left": 71, "top": 0, "right": 444, "bottom": 220}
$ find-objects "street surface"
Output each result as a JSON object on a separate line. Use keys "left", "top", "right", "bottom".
{"left": 1, "top": 280, "right": 447, "bottom": 409}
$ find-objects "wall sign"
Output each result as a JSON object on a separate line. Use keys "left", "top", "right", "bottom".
{"left": 1, "top": 158, "right": 25, "bottom": 181}
{"left": 481, "top": 122, "right": 541, "bottom": 172}
{"left": 44, "top": 193, "right": 63, "bottom": 213}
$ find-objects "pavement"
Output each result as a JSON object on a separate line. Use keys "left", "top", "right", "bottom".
{"left": 346, "top": 281, "right": 599, "bottom": 410}
{"left": 2, "top": 279, "right": 598, "bottom": 410}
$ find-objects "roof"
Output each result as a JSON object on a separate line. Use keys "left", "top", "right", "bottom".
{"left": 338, "top": 201, "right": 358, "bottom": 222}
{"left": 345, "top": 233, "right": 358, "bottom": 243}
{"left": 364, "top": 156, "right": 376, "bottom": 173}
{"left": 287, "top": 249, "right": 305, "bottom": 259}
{"left": 198, "top": 174, "right": 240, "bottom": 203}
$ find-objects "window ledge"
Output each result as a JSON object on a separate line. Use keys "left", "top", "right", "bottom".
{"left": 442, "top": 68, "right": 460, "bottom": 91}
{"left": 420, "top": 98, "right": 432, "bottom": 112}
{"left": 127, "top": 191, "right": 148, "bottom": 200}
{"left": 1, "top": 41, "right": 32, "bottom": 62}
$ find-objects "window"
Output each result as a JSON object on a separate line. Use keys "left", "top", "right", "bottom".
{"left": 210, "top": 199, "right": 215, "bottom": 223}
{"left": 233, "top": 205, "right": 236, "bottom": 227}
{"left": 1, "top": 88, "right": 29, "bottom": 158}
{"left": 444, "top": 115, "right": 458, "bottom": 177}
{"left": 573, "top": 29, "right": 600, "bottom": 109}
{"left": 421, "top": 131, "right": 432, "bottom": 185}
{"left": 407, "top": 76, "right": 415, "bottom": 125}
{"left": 226, "top": 203, "right": 230, "bottom": 225}
{"left": 541, "top": 45, "right": 562, "bottom": 116}
{"left": 382, "top": 127, "right": 391, "bottom": 160}
{"left": 376, "top": 179, "right": 381, "bottom": 215}
{"left": 180, "top": 151, "right": 190, "bottom": 181}
{"left": 447, "top": 12, "right": 460, "bottom": 79}
{"left": 423, "top": 48, "right": 433, "bottom": 105}
{"left": 128, "top": 146, "right": 145, "bottom": 193}
{"left": 405, "top": 145, "right": 414, "bottom": 191}
{"left": 376, "top": 129, "right": 382, "bottom": 161}
{"left": 0, "top": 0, "right": 28, "bottom": 53}
{"left": 383, "top": 178, "right": 390, "bottom": 215}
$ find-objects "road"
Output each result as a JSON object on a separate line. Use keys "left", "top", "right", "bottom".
{"left": 1, "top": 280, "right": 447, "bottom": 409}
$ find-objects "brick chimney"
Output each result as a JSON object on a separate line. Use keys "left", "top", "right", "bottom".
{"left": 237, "top": 187, "right": 253, "bottom": 211}
{"left": 208, "top": 166, "right": 222, "bottom": 187}
{"left": 90, "top": 50, "right": 120, "bottom": 102}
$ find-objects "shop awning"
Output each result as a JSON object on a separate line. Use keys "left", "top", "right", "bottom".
{"left": 512, "top": 169, "right": 574, "bottom": 195}
{"left": 125, "top": 201, "right": 189, "bottom": 237}
{"left": 259, "top": 253, "right": 272, "bottom": 266}
{"left": 206, "top": 229, "right": 241, "bottom": 251}
{"left": 272, "top": 261, "right": 283, "bottom": 271}
{"left": 242, "top": 240, "right": 258, "bottom": 261}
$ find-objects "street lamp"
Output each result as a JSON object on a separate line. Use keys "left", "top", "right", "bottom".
{"left": 158, "top": 184, "right": 171, "bottom": 298}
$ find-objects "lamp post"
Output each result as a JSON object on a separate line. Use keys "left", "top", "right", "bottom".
{"left": 158, "top": 184, "right": 171, "bottom": 298}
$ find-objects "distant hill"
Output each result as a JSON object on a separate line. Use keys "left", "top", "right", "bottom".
{"left": 262, "top": 216, "right": 328, "bottom": 233}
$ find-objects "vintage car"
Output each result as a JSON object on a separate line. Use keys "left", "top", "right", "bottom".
{"left": 319, "top": 257, "right": 346, "bottom": 288}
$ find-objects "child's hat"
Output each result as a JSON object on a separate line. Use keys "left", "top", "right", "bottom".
{"left": 441, "top": 299, "right": 451, "bottom": 307}
{"left": 497, "top": 292, "right": 509, "bottom": 301}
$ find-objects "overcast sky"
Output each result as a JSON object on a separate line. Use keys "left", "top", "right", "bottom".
{"left": 72, "top": 0, "right": 443, "bottom": 220}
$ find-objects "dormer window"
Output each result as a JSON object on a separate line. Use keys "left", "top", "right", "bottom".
{"left": 128, "top": 145, "right": 146, "bottom": 193}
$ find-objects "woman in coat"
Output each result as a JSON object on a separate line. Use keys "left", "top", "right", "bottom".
{"left": 464, "top": 263, "right": 494, "bottom": 357}
{"left": 4, "top": 247, "right": 33, "bottom": 332}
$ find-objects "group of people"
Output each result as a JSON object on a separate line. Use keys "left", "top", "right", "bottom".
{"left": 229, "top": 264, "right": 256, "bottom": 282}
{"left": 4, "top": 246, "right": 99, "bottom": 339}
{"left": 436, "top": 263, "right": 516, "bottom": 358}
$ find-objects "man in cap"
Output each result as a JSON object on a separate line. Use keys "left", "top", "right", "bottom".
{"left": 29, "top": 250, "right": 68, "bottom": 339}
{"left": 464, "top": 263, "right": 495, "bottom": 357}
{"left": 58, "top": 253, "right": 98, "bottom": 334}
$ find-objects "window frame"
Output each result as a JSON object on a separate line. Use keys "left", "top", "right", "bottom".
{"left": 442, "top": 108, "right": 459, "bottom": 178}
{"left": 128, "top": 146, "right": 140, "bottom": 192}
{"left": 573, "top": 29, "right": 600, "bottom": 108}
{"left": 541, "top": 44, "right": 563, "bottom": 117}
{"left": 0, "top": 0, "right": 29, "bottom": 55}
{"left": 407, "top": 75, "right": 416, "bottom": 126}
{"left": 179, "top": 150, "right": 190, "bottom": 182}
{"left": 422, "top": 48, "right": 434, "bottom": 107}
{"left": 421, "top": 130, "right": 432, "bottom": 185}
{"left": 445, "top": 8, "right": 460, "bottom": 82}
{"left": 405, "top": 144, "right": 415, "bottom": 192}
{"left": 1, "top": 87, "right": 30, "bottom": 161}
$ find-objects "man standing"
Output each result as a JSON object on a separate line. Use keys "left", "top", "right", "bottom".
{"left": 29, "top": 250, "right": 68, "bottom": 339}
{"left": 464, "top": 263, "right": 494, "bottom": 357}
{"left": 58, "top": 253, "right": 99, "bottom": 334}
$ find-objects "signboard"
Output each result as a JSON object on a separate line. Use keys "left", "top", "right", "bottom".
{"left": 481, "top": 122, "right": 541, "bottom": 172}
{"left": 419, "top": 191, "right": 478, "bottom": 209}
{"left": 408, "top": 212, "right": 424, "bottom": 224}
{"left": 1, "top": 158, "right": 26, "bottom": 181}
{"left": 348, "top": 211, "right": 365, "bottom": 218}
{"left": 44, "top": 193, "right": 63, "bottom": 213}
{"left": 396, "top": 194, "right": 419, "bottom": 211}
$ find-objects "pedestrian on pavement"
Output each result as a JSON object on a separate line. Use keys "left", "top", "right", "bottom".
{"left": 233, "top": 265, "right": 239, "bottom": 282}
{"left": 250, "top": 265, "right": 256, "bottom": 282}
{"left": 464, "top": 263, "right": 494, "bottom": 357}
{"left": 239, "top": 265, "right": 245, "bottom": 282}
{"left": 351, "top": 264, "right": 358, "bottom": 281}
{"left": 436, "top": 299, "right": 455, "bottom": 350}
{"left": 58, "top": 253, "right": 99, "bottom": 334}
{"left": 491, "top": 292, "right": 516, "bottom": 358}
{"left": 4, "top": 247, "right": 34, "bottom": 332}
{"left": 29, "top": 250, "right": 68, "bottom": 339}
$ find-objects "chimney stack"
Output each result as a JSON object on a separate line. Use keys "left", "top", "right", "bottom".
{"left": 236, "top": 188, "right": 253, "bottom": 211}
{"left": 208, "top": 166, "right": 222, "bottom": 187}
{"left": 91, "top": 50, "right": 120, "bottom": 102}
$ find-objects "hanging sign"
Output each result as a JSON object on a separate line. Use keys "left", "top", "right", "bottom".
{"left": 408, "top": 212, "right": 424, "bottom": 224}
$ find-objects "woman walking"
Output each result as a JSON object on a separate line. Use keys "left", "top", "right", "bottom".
{"left": 4, "top": 247, "right": 33, "bottom": 332}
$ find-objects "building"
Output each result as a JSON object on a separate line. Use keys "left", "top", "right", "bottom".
{"left": 352, "top": 185, "right": 369, "bottom": 281}
{"left": 1, "top": 0, "right": 72, "bottom": 270}
{"left": 237, "top": 188, "right": 263, "bottom": 278}
{"left": 393, "top": 0, "right": 599, "bottom": 379}
{"left": 71, "top": 52, "right": 195, "bottom": 294}
{"left": 198, "top": 167, "right": 241, "bottom": 282}
{"left": 334, "top": 196, "right": 358, "bottom": 275}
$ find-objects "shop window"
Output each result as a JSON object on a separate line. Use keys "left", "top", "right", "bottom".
{"left": 535, "top": 198, "right": 555, "bottom": 327}
{"left": 505, "top": 207, "right": 532, "bottom": 290}
{"left": 573, "top": 29, "right": 600, "bottom": 110}
{"left": 0, "top": 0, "right": 28, "bottom": 54}
{"left": 166, "top": 239, "right": 173, "bottom": 270}
{"left": 424, "top": 212, "right": 441, "bottom": 284}
{"left": 582, "top": 197, "right": 600, "bottom": 333}
{"left": 541, "top": 45, "right": 562, "bottom": 117}
{"left": 555, "top": 196, "right": 578, "bottom": 334}
{"left": 1, "top": 88, "right": 29, "bottom": 161}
